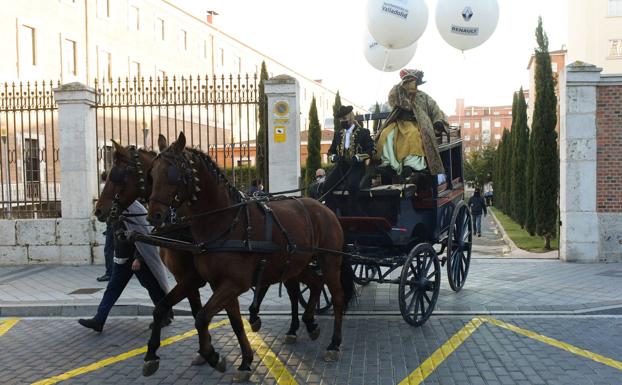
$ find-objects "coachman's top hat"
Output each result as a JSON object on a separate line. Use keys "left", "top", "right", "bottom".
{"left": 336, "top": 105, "right": 353, "bottom": 119}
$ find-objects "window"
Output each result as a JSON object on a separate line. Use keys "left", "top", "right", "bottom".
{"left": 494, "top": 121, "right": 501, "bottom": 128}
{"left": 609, "top": 39, "right": 622, "bottom": 58}
{"left": 203, "top": 40, "right": 208, "bottom": 59}
{"left": 465, "top": 111, "right": 470, "bottom": 116}
{"left": 130, "top": 61, "right": 140, "bottom": 79}
{"left": 474, "top": 135, "right": 480, "bottom": 140}
{"left": 464, "top": 135, "right": 471, "bottom": 141}
{"left": 493, "top": 111, "right": 500, "bottom": 115}
{"left": 463, "top": 122, "right": 471, "bottom": 128}
{"left": 97, "top": 0, "right": 110, "bottom": 18}
{"left": 98, "top": 49, "right": 112, "bottom": 83}
{"left": 156, "top": 18, "right": 165, "bottom": 40}
{"left": 63, "top": 39, "right": 77, "bottom": 76}
{"left": 609, "top": 0, "right": 622, "bottom": 16}
{"left": 219, "top": 48, "right": 225, "bottom": 66}
{"left": 20, "top": 25, "right": 36, "bottom": 67}
{"left": 129, "top": 5, "right": 140, "bottom": 30}
{"left": 472, "top": 111, "right": 478, "bottom": 116}
{"left": 551, "top": 62, "right": 558, "bottom": 72}
{"left": 235, "top": 56, "right": 242, "bottom": 73}
{"left": 24, "top": 138, "right": 41, "bottom": 198}
{"left": 474, "top": 121, "right": 480, "bottom": 128}
{"left": 178, "top": 29, "right": 187, "bottom": 50}
{"left": 494, "top": 134, "right": 501, "bottom": 140}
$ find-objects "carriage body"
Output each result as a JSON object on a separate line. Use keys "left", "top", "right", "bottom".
{"left": 309, "top": 114, "right": 473, "bottom": 327}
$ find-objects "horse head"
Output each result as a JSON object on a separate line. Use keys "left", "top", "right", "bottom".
{"left": 93, "top": 136, "right": 167, "bottom": 222}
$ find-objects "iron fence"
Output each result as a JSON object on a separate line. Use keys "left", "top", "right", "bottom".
{"left": 94, "top": 74, "right": 265, "bottom": 194}
{"left": 0, "top": 81, "right": 61, "bottom": 219}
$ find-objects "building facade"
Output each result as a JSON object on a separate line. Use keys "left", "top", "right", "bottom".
{"left": 447, "top": 97, "right": 522, "bottom": 153}
{"left": 527, "top": 49, "right": 567, "bottom": 133}
{"left": 568, "top": 0, "right": 622, "bottom": 74}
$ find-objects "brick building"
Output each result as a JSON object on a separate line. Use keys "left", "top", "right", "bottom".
{"left": 446, "top": 94, "right": 528, "bottom": 153}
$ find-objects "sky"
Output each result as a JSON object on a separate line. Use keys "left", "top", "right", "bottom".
{"left": 178, "top": 0, "right": 567, "bottom": 114}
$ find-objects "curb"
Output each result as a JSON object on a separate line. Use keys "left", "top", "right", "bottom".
{"left": 488, "top": 208, "right": 518, "bottom": 253}
{"left": 3, "top": 303, "right": 622, "bottom": 317}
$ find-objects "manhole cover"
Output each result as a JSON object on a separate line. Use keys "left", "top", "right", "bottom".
{"left": 596, "top": 270, "right": 622, "bottom": 277}
{"left": 69, "top": 288, "right": 102, "bottom": 295}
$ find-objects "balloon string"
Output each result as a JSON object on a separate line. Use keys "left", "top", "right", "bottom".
{"left": 372, "top": 50, "right": 390, "bottom": 109}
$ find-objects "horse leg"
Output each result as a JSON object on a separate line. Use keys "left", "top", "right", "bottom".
{"left": 299, "top": 270, "right": 323, "bottom": 341}
{"left": 194, "top": 281, "right": 241, "bottom": 373}
{"left": 187, "top": 288, "right": 203, "bottom": 318}
{"left": 247, "top": 285, "right": 269, "bottom": 332}
{"left": 283, "top": 280, "right": 300, "bottom": 344}
{"left": 317, "top": 255, "right": 346, "bottom": 362}
{"left": 143, "top": 273, "right": 203, "bottom": 376}
{"left": 224, "top": 298, "right": 254, "bottom": 382}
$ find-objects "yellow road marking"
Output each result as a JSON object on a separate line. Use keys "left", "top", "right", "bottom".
{"left": 0, "top": 318, "right": 21, "bottom": 337}
{"left": 31, "top": 319, "right": 230, "bottom": 385}
{"left": 245, "top": 322, "right": 299, "bottom": 385}
{"left": 483, "top": 317, "right": 622, "bottom": 372}
{"left": 399, "top": 318, "right": 484, "bottom": 385}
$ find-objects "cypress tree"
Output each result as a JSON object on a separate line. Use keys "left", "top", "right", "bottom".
{"left": 502, "top": 129, "right": 513, "bottom": 215}
{"left": 511, "top": 88, "right": 529, "bottom": 227}
{"left": 525, "top": 128, "right": 536, "bottom": 235}
{"left": 497, "top": 130, "right": 508, "bottom": 212}
{"left": 372, "top": 102, "right": 381, "bottom": 135}
{"left": 305, "top": 97, "right": 321, "bottom": 187}
{"left": 332, "top": 91, "right": 342, "bottom": 132}
{"left": 256, "top": 61, "right": 269, "bottom": 184}
{"left": 531, "top": 17, "right": 559, "bottom": 249}
{"left": 508, "top": 92, "right": 519, "bottom": 219}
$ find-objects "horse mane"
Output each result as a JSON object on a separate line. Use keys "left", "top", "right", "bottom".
{"left": 186, "top": 147, "right": 241, "bottom": 203}
{"left": 138, "top": 148, "right": 157, "bottom": 157}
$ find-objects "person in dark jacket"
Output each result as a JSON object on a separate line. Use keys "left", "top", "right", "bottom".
{"left": 324, "top": 105, "right": 374, "bottom": 216}
{"left": 468, "top": 188, "right": 487, "bottom": 237}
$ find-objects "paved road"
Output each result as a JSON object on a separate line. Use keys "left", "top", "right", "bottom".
{"left": 1, "top": 315, "right": 621, "bottom": 385}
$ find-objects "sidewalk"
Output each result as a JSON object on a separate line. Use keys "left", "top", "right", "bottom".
{"left": 1, "top": 258, "right": 621, "bottom": 317}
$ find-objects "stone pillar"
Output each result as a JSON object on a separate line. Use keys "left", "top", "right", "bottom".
{"left": 54, "top": 83, "right": 98, "bottom": 219}
{"left": 560, "top": 62, "right": 602, "bottom": 262}
{"left": 264, "top": 75, "right": 301, "bottom": 195}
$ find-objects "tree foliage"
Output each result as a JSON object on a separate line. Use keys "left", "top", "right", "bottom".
{"left": 372, "top": 102, "right": 381, "bottom": 135}
{"left": 531, "top": 17, "right": 559, "bottom": 249}
{"left": 256, "top": 61, "right": 269, "bottom": 185}
{"left": 305, "top": 97, "right": 322, "bottom": 186}
{"left": 332, "top": 91, "right": 342, "bottom": 131}
{"left": 464, "top": 146, "right": 495, "bottom": 190}
{"left": 510, "top": 88, "right": 529, "bottom": 226}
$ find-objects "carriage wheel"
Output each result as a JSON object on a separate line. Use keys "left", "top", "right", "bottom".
{"left": 299, "top": 283, "right": 333, "bottom": 314}
{"left": 446, "top": 200, "right": 473, "bottom": 292}
{"left": 351, "top": 262, "right": 378, "bottom": 286}
{"left": 398, "top": 243, "right": 441, "bottom": 327}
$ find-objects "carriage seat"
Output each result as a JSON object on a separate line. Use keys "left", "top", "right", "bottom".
{"left": 359, "top": 184, "right": 417, "bottom": 198}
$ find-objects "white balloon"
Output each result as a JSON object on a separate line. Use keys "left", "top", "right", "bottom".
{"left": 363, "top": 32, "right": 417, "bottom": 72}
{"left": 435, "top": 0, "right": 500, "bottom": 51}
{"left": 366, "top": 0, "right": 429, "bottom": 49}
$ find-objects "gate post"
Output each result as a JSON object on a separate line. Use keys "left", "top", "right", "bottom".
{"left": 54, "top": 83, "right": 98, "bottom": 219}
{"left": 560, "top": 62, "right": 602, "bottom": 261}
{"left": 264, "top": 75, "right": 301, "bottom": 195}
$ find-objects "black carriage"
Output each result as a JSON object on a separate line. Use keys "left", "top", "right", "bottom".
{"left": 301, "top": 114, "right": 472, "bottom": 326}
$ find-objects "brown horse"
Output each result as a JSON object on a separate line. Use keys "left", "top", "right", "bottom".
{"left": 96, "top": 137, "right": 328, "bottom": 375}
{"left": 145, "top": 132, "right": 354, "bottom": 380}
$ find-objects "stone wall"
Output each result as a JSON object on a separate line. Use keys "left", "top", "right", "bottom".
{"left": 0, "top": 219, "right": 106, "bottom": 265}
{"left": 561, "top": 63, "right": 622, "bottom": 262}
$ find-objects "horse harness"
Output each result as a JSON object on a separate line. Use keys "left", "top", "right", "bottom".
{"left": 140, "top": 149, "right": 318, "bottom": 302}
{"left": 108, "top": 146, "right": 147, "bottom": 222}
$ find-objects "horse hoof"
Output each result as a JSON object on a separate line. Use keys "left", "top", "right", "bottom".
{"left": 284, "top": 334, "right": 297, "bottom": 344}
{"left": 233, "top": 370, "right": 252, "bottom": 382}
{"left": 191, "top": 353, "right": 207, "bottom": 366}
{"left": 250, "top": 318, "right": 262, "bottom": 332}
{"left": 142, "top": 359, "right": 160, "bottom": 377}
{"left": 309, "top": 327, "right": 321, "bottom": 341}
{"left": 324, "top": 350, "right": 339, "bottom": 362}
{"left": 215, "top": 357, "right": 227, "bottom": 373}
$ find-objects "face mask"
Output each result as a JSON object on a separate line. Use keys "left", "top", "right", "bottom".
{"left": 404, "top": 81, "right": 418, "bottom": 93}
{"left": 340, "top": 121, "right": 351, "bottom": 129}
{"left": 258, "top": 185, "right": 263, "bottom": 190}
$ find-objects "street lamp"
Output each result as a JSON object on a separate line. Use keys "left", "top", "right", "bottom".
{"left": 1, "top": 127, "right": 12, "bottom": 219}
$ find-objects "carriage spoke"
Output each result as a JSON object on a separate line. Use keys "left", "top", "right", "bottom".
{"left": 407, "top": 291, "right": 419, "bottom": 314}
{"left": 423, "top": 291, "right": 432, "bottom": 305}
{"left": 404, "top": 286, "right": 415, "bottom": 300}
{"left": 300, "top": 285, "right": 309, "bottom": 295}
{"left": 418, "top": 293, "right": 426, "bottom": 316}
{"left": 322, "top": 287, "right": 330, "bottom": 305}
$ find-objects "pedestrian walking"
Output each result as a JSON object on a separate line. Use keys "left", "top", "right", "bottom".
{"left": 468, "top": 188, "right": 487, "bottom": 237}
{"left": 79, "top": 200, "right": 172, "bottom": 332}
{"left": 97, "top": 171, "right": 114, "bottom": 282}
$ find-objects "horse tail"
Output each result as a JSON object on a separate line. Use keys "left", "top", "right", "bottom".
{"left": 340, "top": 255, "right": 356, "bottom": 309}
